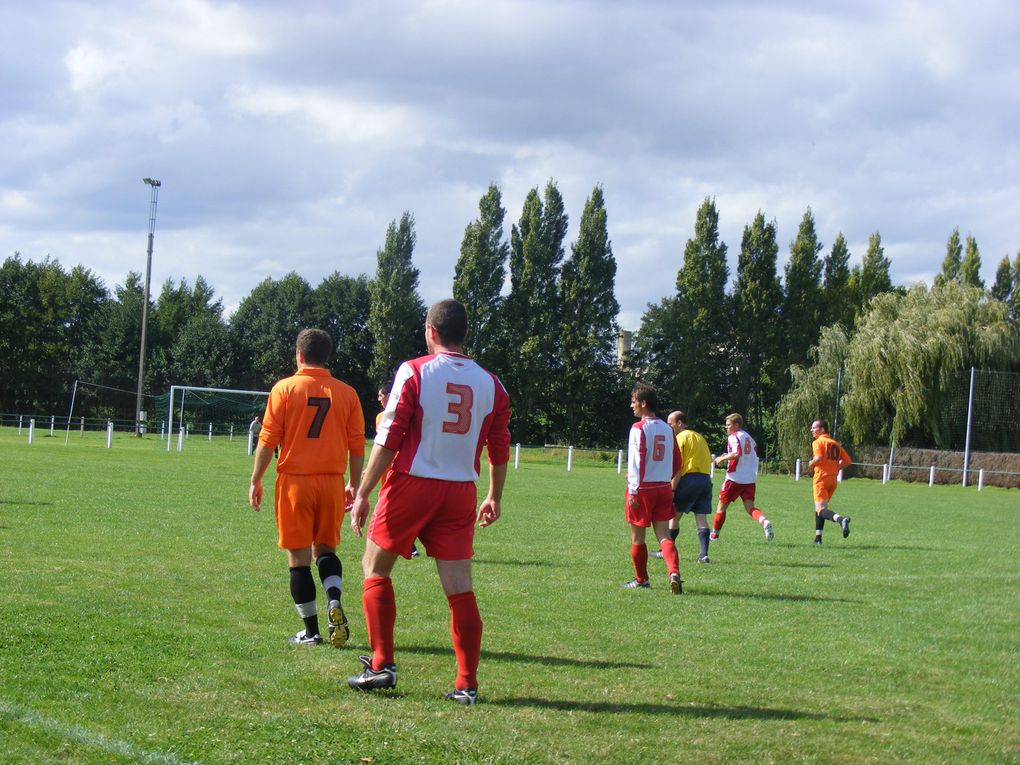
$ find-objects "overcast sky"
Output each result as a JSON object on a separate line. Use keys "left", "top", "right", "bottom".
{"left": 2, "top": 0, "right": 1018, "bottom": 330}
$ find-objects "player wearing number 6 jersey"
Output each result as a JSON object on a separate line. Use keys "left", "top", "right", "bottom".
{"left": 249, "top": 328, "right": 366, "bottom": 648}
{"left": 622, "top": 384, "right": 684, "bottom": 594}
{"left": 808, "top": 419, "right": 852, "bottom": 544}
{"left": 711, "top": 413, "right": 773, "bottom": 542}
{"left": 348, "top": 299, "right": 511, "bottom": 705}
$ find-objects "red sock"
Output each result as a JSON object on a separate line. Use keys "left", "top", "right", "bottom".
{"left": 713, "top": 512, "right": 726, "bottom": 533}
{"left": 362, "top": 576, "right": 395, "bottom": 670}
{"left": 631, "top": 543, "right": 649, "bottom": 582}
{"left": 448, "top": 591, "right": 482, "bottom": 690}
{"left": 749, "top": 507, "right": 765, "bottom": 523}
{"left": 659, "top": 538, "right": 680, "bottom": 576}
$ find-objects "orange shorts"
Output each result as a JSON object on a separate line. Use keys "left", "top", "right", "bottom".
{"left": 368, "top": 471, "right": 477, "bottom": 560}
{"left": 274, "top": 473, "right": 345, "bottom": 550}
{"left": 624, "top": 485, "right": 675, "bottom": 527}
{"left": 813, "top": 476, "right": 837, "bottom": 503}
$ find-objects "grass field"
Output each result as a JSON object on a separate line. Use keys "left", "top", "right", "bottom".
{"left": 1, "top": 428, "right": 1018, "bottom": 764}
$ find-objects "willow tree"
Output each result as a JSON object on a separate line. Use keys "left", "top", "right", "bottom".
{"left": 775, "top": 324, "right": 850, "bottom": 464}
{"left": 841, "top": 281, "right": 1018, "bottom": 448}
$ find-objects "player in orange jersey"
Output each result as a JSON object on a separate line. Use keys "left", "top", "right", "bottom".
{"left": 249, "top": 328, "right": 365, "bottom": 646}
{"left": 808, "top": 419, "right": 853, "bottom": 544}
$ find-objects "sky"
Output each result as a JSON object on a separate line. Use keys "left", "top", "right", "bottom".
{"left": 2, "top": 0, "right": 1018, "bottom": 330}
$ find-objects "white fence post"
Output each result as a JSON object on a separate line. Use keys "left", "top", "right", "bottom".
{"left": 882, "top": 464, "right": 889, "bottom": 484}
{"left": 229, "top": 424, "right": 234, "bottom": 442}
{"left": 177, "top": 427, "right": 185, "bottom": 452}
{"left": 19, "top": 415, "right": 24, "bottom": 435}
{"left": 514, "top": 443, "right": 520, "bottom": 469}
{"left": 246, "top": 428, "right": 254, "bottom": 456}
{"left": 929, "top": 465, "right": 936, "bottom": 487}
{"left": 795, "top": 459, "right": 801, "bottom": 480}
{"left": 80, "top": 416, "right": 85, "bottom": 437}
{"left": 208, "top": 422, "right": 213, "bottom": 441}
{"left": 27, "top": 418, "right": 35, "bottom": 444}
{"left": 106, "top": 421, "right": 113, "bottom": 448}
{"left": 566, "top": 446, "right": 573, "bottom": 472}
{"left": 978, "top": 469, "right": 985, "bottom": 491}
{"left": 49, "top": 415, "right": 55, "bottom": 436}
{"left": 616, "top": 449, "right": 623, "bottom": 474}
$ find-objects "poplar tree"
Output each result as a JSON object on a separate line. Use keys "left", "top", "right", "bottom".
{"left": 990, "top": 255, "right": 1013, "bottom": 303}
{"left": 502, "top": 181, "right": 568, "bottom": 441}
{"left": 781, "top": 208, "right": 824, "bottom": 371}
{"left": 453, "top": 184, "right": 509, "bottom": 371}
{"left": 558, "top": 185, "right": 619, "bottom": 443}
{"left": 935, "top": 227, "right": 962, "bottom": 288}
{"left": 731, "top": 211, "right": 783, "bottom": 433}
{"left": 849, "top": 231, "right": 892, "bottom": 316}
{"left": 367, "top": 212, "right": 426, "bottom": 385}
{"left": 961, "top": 234, "right": 984, "bottom": 288}
{"left": 822, "top": 232, "right": 854, "bottom": 330}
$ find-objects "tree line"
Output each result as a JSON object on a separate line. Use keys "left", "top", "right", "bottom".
{"left": 3, "top": 184, "right": 1019, "bottom": 453}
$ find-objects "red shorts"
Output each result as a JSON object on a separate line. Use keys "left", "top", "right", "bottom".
{"left": 813, "top": 476, "right": 837, "bottom": 503}
{"left": 274, "top": 473, "right": 344, "bottom": 549}
{"left": 624, "top": 485, "right": 675, "bottom": 527}
{"left": 719, "top": 479, "right": 756, "bottom": 504}
{"left": 368, "top": 471, "right": 477, "bottom": 560}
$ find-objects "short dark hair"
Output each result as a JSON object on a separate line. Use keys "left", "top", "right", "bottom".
{"left": 632, "top": 383, "right": 658, "bottom": 412}
{"left": 426, "top": 299, "right": 468, "bottom": 346}
{"left": 297, "top": 328, "right": 332, "bottom": 366}
{"left": 814, "top": 418, "right": 829, "bottom": 432}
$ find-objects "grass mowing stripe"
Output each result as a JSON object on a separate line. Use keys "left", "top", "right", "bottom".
{"left": 0, "top": 701, "right": 200, "bottom": 765}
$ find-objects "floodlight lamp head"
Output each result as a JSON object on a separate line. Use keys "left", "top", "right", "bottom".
{"left": 143, "top": 177, "right": 161, "bottom": 187}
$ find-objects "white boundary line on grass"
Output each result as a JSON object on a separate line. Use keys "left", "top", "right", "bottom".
{"left": 0, "top": 700, "right": 200, "bottom": 765}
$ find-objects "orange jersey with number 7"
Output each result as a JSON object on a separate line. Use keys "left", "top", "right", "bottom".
{"left": 259, "top": 367, "right": 366, "bottom": 476}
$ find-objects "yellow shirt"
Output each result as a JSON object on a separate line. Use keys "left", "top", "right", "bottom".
{"left": 676, "top": 429, "right": 712, "bottom": 476}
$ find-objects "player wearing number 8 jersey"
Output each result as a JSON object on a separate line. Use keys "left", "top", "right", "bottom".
{"left": 711, "top": 413, "right": 774, "bottom": 542}
{"left": 808, "top": 419, "right": 852, "bottom": 544}
{"left": 348, "top": 299, "right": 511, "bottom": 705}
{"left": 249, "top": 328, "right": 366, "bottom": 648}
{"left": 622, "top": 384, "right": 683, "bottom": 594}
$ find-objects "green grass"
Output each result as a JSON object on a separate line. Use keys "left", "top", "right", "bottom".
{"left": 1, "top": 427, "right": 1018, "bottom": 764}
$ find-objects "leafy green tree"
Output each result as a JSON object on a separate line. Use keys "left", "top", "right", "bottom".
{"left": 841, "top": 281, "right": 1018, "bottom": 448}
{"left": 367, "top": 212, "right": 426, "bottom": 385}
{"left": 1012, "top": 252, "right": 1020, "bottom": 321}
{"left": 960, "top": 234, "right": 983, "bottom": 288}
{"left": 167, "top": 313, "right": 233, "bottom": 389}
{"left": 229, "top": 273, "right": 314, "bottom": 389}
{"left": 453, "top": 184, "right": 509, "bottom": 371}
{"left": 935, "top": 227, "right": 962, "bottom": 289}
{"left": 781, "top": 208, "right": 824, "bottom": 371}
{"left": 822, "top": 233, "right": 854, "bottom": 330}
{"left": 730, "top": 211, "right": 783, "bottom": 434}
{"left": 558, "top": 185, "right": 619, "bottom": 443}
{"left": 501, "top": 181, "right": 568, "bottom": 442}
{"left": 990, "top": 255, "right": 1013, "bottom": 303}
{"left": 149, "top": 276, "right": 226, "bottom": 392}
{"left": 311, "top": 272, "right": 375, "bottom": 418}
{"left": 849, "top": 231, "right": 893, "bottom": 316}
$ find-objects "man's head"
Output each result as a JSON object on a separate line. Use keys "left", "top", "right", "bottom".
{"left": 425, "top": 299, "right": 468, "bottom": 350}
{"left": 810, "top": 419, "right": 828, "bottom": 438}
{"left": 296, "top": 328, "right": 332, "bottom": 367}
{"left": 666, "top": 410, "right": 686, "bottom": 435}
{"left": 378, "top": 383, "right": 391, "bottom": 407}
{"left": 630, "top": 384, "right": 658, "bottom": 418}
{"left": 725, "top": 412, "right": 743, "bottom": 433}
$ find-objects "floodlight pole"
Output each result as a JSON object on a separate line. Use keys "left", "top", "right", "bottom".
{"left": 135, "top": 177, "right": 161, "bottom": 436}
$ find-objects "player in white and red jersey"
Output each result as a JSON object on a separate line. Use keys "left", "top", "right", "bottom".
{"left": 711, "top": 412, "right": 774, "bottom": 542}
{"left": 347, "top": 299, "right": 511, "bottom": 706}
{"left": 622, "top": 384, "right": 684, "bottom": 594}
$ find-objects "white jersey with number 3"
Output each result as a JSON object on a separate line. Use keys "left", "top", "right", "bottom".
{"left": 377, "top": 352, "right": 511, "bottom": 482}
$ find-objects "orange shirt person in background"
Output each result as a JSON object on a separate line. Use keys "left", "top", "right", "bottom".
{"left": 808, "top": 418, "right": 852, "bottom": 544}
{"left": 249, "top": 328, "right": 365, "bottom": 646}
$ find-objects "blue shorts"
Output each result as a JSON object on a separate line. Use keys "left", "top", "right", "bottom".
{"left": 673, "top": 473, "right": 712, "bottom": 515}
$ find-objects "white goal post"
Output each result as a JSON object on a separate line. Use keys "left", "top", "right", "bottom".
{"left": 165, "top": 385, "right": 270, "bottom": 452}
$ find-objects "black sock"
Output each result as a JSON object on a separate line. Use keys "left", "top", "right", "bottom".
{"left": 315, "top": 553, "right": 343, "bottom": 602}
{"left": 697, "top": 528, "right": 710, "bottom": 558}
{"left": 289, "top": 566, "right": 319, "bottom": 636}
{"left": 669, "top": 527, "right": 680, "bottom": 542}
{"left": 820, "top": 508, "right": 837, "bottom": 522}
{"left": 815, "top": 514, "right": 826, "bottom": 534}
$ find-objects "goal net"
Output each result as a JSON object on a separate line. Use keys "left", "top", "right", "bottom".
{"left": 63, "top": 380, "right": 162, "bottom": 441}
{"left": 158, "top": 385, "right": 270, "bottom": 452}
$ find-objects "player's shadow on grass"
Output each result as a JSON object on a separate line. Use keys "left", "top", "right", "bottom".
{"left": 401, "top": 644, "right": 652, "bottom": 670}
{"left": 492, "top": 697, "right": 878, "bottom": 722}
{"left": 698, "top": 589, "right": 861, "bottom": 604}
{"left": 754, "top": 561, "right": 833, "bottom": 569}
{"left": 474, "top": 558, "right": 567, "bottom": 568}
{"left": 0, "top": 499, "right": 53, "bottom": 506}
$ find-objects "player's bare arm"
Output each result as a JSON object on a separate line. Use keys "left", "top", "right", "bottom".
{"left": 478, "top": 462, "right": 508, "bottom": 527}
{"left": 345, "top": 453, "right": 365, "bottom": 509}
{"left": 249, "top": 442, "right": 275, "bottom": 511}
{"left": 349, "top": 443, "right": 396, "bottom": 536}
